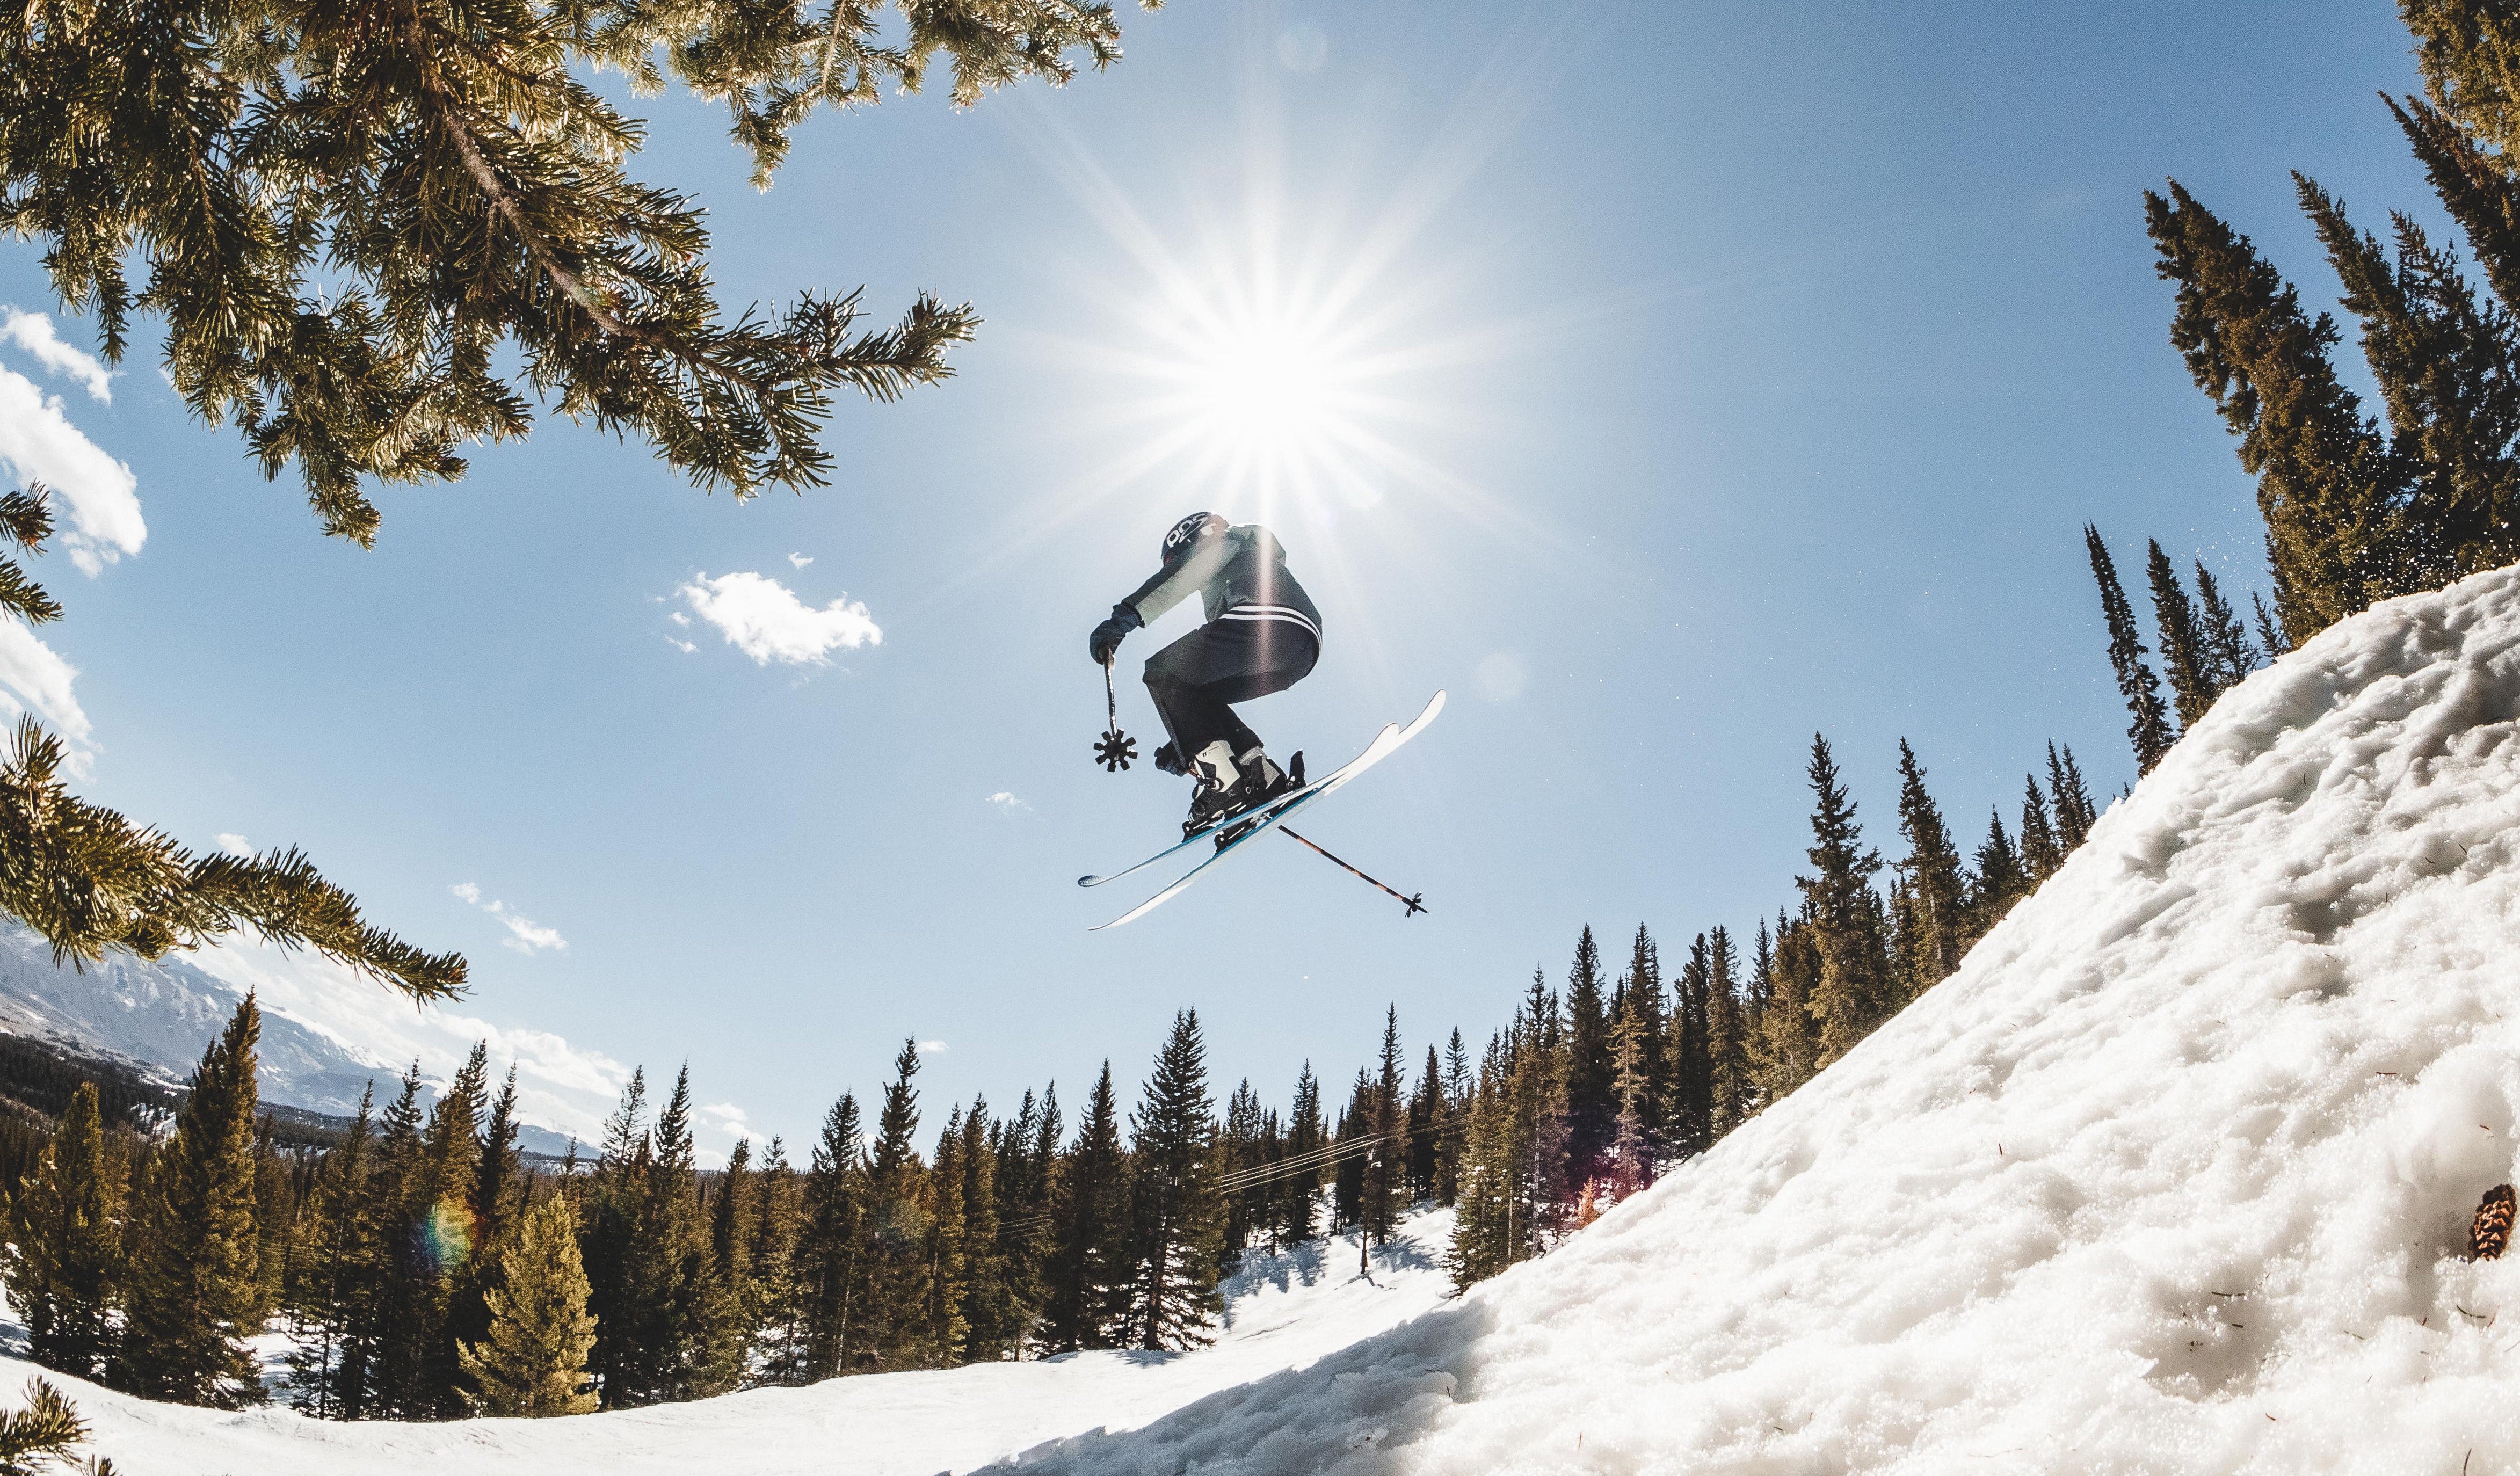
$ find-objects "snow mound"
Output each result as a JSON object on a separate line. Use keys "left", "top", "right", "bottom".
{"left": 6, "top": 1210, "right": 1456, "bottom": 1475}
{"left": 1004, "top": 568, "right": 2520, "bottom": 1473}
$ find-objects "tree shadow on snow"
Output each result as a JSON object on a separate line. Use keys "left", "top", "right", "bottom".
{"left": 989, "top": 1296, "right": 1497, "bottom": 1475}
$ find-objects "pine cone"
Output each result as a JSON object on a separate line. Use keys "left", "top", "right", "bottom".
{"left": 2470, "top": 1183, "right": 2515, "bottom": 1261}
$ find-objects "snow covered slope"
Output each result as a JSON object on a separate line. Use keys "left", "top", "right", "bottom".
{"left": 5, "top": 1209, "right": 1457, "bottom": 1475}
{"left": 1002, "top": 566, "right": 2520, "bottom": 1473}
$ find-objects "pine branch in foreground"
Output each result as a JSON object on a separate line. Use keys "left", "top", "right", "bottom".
{"left": 0, "top": 0, "right": 1158, "bottom": 537}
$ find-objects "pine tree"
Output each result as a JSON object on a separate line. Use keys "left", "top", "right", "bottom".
{"left": 1797, "top": 737, "right": 1892, "bottom": 1063}
{"left": 2299, "top": 168, "right": 2520, "bottom": 589}
{"left": 1045, "top": 1064, "right": 1129, "bottom": 1352}
{"left": 1971, "top": 810, "right": 2028, "bottom": 935}
{"left": 1705, "top": 927, "right": 1749, "bottom": 1135}
{"left": 5, "top": 1080, "right": 119, "bottom": 1381}
{"left": 1761, "top": 912, "right": 1822, "bottom": 1099}
{"left": 749, "top": 1136, "right": 808, "bottom": 1384}
{"left": 2192, "top": 563, "right": 2262, "bottom": 691}
{"left": 2147, "top": 539, "right": 2218, "bottom": 725}
{"left": 2019, "top": 774, "right": 2063, "bottom": 883}
{"left": 1667, "top": 940, "right": 1712, "bottom": 1158}
{"left": 956, "top": 1102, "right": 1017, "bottom": 1361}
{"left": 2086, "top": 527, "right": 2178, "bottom": 773}
{"left": 1617, "top": 927, "right": 1668, "bottom": 1152}
{"left": 1606, "top": 993, "right": 1653, "bottom": 1194}
{"left": 1891, "top": 740, "right": 1970, "bottom": 992}
{"left": 2045, "top": 741, "right": 2098, "bottom": 852}
{"left": 1558, "top": 930, "right": 1615, "bottom": 1187}
{"left": 919, "top": 1109, "right": 969, "bottom": 1369}
{"left": 2253, "top": 590, "right": 2292, "bottom": 658}
{"left": 286, "top": 1085, "right": 376, "bottom": 1418}
{"left": 859, "top": 1041, "right": 935, "bottom": 1370}
{"left": 693, "top": 1137, "right": 758, "bottom": 1394}
{"left": 2144, "top": 183, "right": 2406, "bottom": 640}
{"left": 1435, "top": 1031, "right": 1472, "bottom": 1207}
{"left": 798, "top": 1091, "right": 867, "bottom": 1379}
{"left": 1127, "top": 1015, "right": 1222, "bottom": 1351}
{"left": 113, "top": 996, "right": 266, "bottom": 1406}
{"left": 458, "top": 1196, "right": 599, "bottom": 1417}
{"left": 1278, "top": 1064, "right": 1324, "bottom": 1248}
{"left": 1363, "top": 1009, "right": 1408, "bottom": 1245}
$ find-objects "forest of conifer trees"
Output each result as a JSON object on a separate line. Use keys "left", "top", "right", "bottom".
{"left": 0, "top": 721, "right": 2094, "bottom": 1422}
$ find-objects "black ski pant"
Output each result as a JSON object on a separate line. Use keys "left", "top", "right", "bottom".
{"left": 1142, "top": 617, "right": 1320, "bottom": 765}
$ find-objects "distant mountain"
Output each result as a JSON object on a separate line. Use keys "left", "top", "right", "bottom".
{"left": 0, "top": 922, "right": 580, "bottom": 1157}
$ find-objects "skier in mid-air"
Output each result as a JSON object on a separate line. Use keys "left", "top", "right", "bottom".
{"left": 1090, "top": 512, "right": 1323, "bottom": 838}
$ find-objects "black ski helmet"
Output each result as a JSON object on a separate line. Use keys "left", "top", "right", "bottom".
{"left": 1162, "top": 511, "right": 1228, "bottom": 561}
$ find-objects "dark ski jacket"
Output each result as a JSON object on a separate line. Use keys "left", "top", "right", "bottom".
{"left": 1123, "top": 521, "right": 1322, "bottom": 643}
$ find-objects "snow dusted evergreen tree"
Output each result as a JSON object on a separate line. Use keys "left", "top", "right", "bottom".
{"left": 459, "top": 1195, "right": 599, "bottom": 1417}
{"left": 1669, "top": 938, "right": 1713, "bottom": 1158}
{"left": 6, "top": 1081, "right": 120, "bottom": 1380}
{"left": 112, "top": 997, "right": 266, "bottom": 1407}
{"left": 1127, "top": 1012, "right": 1223, "bottom": 1351}
{"left": 2086, "top": 526, "right": 2178, "bottom": 774}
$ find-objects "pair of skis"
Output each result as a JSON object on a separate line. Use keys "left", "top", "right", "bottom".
{"left": 1079, "top": 690, "right": 1446, "bottom": 930}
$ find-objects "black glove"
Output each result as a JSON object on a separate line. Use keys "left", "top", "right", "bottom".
{"left": 1089, "top": 601, "right": 1142, "bottom": 665}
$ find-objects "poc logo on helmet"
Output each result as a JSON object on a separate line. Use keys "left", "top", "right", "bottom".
{"left": 1164, "top": 512, "right": 1220, "bottom": 557}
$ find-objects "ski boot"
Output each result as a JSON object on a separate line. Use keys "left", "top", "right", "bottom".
{"left": 1214, "top": 746, "right": 1304, "bottom": 847}
{"left": 1180, "top": 741, "right": 1245, "bottom": 838}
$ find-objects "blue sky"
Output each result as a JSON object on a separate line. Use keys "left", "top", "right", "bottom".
{"left": 0, "top": 1, "right": 2444, "bottom": 1151}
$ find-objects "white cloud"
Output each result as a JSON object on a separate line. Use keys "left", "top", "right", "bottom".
{"left": 788, "top": 552, "right": 814, "bottom": 569}
{"left": 215, "top": 833, "right": 251, "bottom": 855}
{"left": 0, "top": 309, "right": 112, "bottom": 402}
{"left": 0, "top": 365, "right": 144, "bottom": 576}
{"left": 919, "top": 1039, "right": 948, "bottom": 1055}
{"left": 678, "top": 571, "right": 880, "bottom": 666}
{"left": 667, "top": 637, "right": 696, "bottom": 654}
{"left": 702, "top": 1102, "right": 749, "bottom": 1124}
{"left": 0, "top": 617, "right": 89, "bottom": 747}
{"left": 450, "top": 882, "right": 568, "bottom": 955}
{"left": 669, "top": 610, "right": 690, "bottom": 626}
{"left": 986, "top": 791, "right": 1032, "bottom": 815}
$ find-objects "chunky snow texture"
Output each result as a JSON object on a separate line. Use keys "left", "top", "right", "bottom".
{"left": 2, "top": 1211, "right": 1456, "bottom": 1475}
{"left": 1002, "top": 566, "right": 2520, "bottom": 1473}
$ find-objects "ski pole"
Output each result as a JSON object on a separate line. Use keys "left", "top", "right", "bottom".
{"left": 1092, "top": 659, "right": 1137, "bottom": 772}
{"left": 1277, "top": 826, "right": 1426, "bottom": 917}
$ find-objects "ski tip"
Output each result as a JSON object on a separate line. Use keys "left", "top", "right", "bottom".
{"left": 1077, "top": 875, "right": 1097, "bottom": 888}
